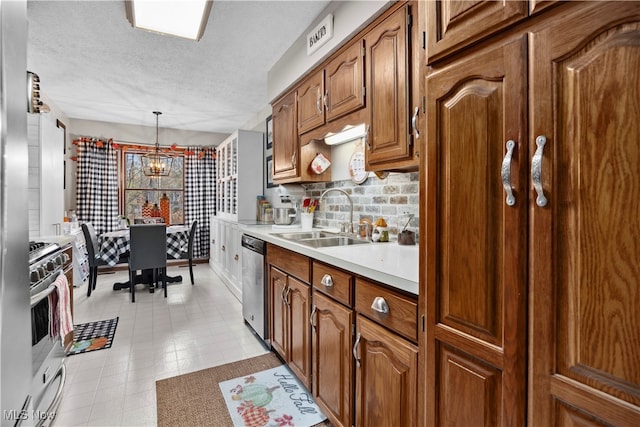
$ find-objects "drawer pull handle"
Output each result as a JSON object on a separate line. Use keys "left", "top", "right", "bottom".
{"left": 320, "top": 274, "right": 333, "bottom": 287}
{"left": 371, "top": 297, "right": 389, "bottom": 314}
{"left": 353, "top": 332, "right": 361, "bottom": 367}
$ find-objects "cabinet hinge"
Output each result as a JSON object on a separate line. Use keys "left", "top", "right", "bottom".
{"left": 362, "top": 46, "right": 366, "bottom": 58}
{"left": 362, "top": 86, "right": 366, "bottom": 98}
{"left": 407, "top": 12, "right": 412, "bottom": 29}
{"left": 352, "top": 323, "right": 356, "bottom": 336}
{"left": 421, "top": 314, "right": 425, "bottom": 332}
{"left": 422, "top": 95, "right": 426, "bottom": 113}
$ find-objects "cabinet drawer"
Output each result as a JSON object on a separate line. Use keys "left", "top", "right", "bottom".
{"left": 356, "top": 278, "right": 417, "bottom": 342}
{"left": 267, "top": 244, "right": 310, "bottom": 283}
{"left": 312, "top": 261, "right": 353, "bottom": 307}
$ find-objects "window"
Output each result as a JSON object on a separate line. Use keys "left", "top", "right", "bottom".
{"left": 123, "top": 151, "right": 185, "bottom": 224}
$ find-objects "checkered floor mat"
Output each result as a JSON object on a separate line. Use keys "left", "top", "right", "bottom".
{"left": 68, "top": 317, "right": 118, "bottom": 356}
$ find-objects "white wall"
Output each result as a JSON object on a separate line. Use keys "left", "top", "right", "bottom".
{"left": 69, "top": 118, "right": 228, "bottom": 147}
{"left": 267, "top": 0, "right": 389, "bottom": 101}
{"left": 27, "top": 95, "right": 71, "bottom": 235}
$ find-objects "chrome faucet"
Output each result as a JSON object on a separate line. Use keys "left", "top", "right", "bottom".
{"left": 319, "top": 188, "right": 354, "bottom": 234}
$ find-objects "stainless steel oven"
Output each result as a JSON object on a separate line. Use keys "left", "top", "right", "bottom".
{"left": 28, "top": 242, "right": 70, "bottom": 426}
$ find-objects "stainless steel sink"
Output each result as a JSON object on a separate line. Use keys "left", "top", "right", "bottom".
{"left": 271, "top": 231, "right": 372, "bottom": 247}
{"left": 271, "top": 231, "right": 335, "bottom": 240}
{"left": 299, "top": 236, "right": 371, "bottom": 248}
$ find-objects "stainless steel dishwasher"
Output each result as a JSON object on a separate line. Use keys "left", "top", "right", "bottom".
{"left": 241, "top": 234, "right": 268, "bottom": 346}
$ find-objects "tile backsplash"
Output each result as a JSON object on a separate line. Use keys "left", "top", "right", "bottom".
{"left": 303, "top": 171, "right": 419, "bottom": 239}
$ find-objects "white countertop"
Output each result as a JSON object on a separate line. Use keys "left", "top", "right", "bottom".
{"left": 39, "top": 234, "right": 76, "bottom": 247}
{"left": 240, "top": 224, "right": 419, "bottom": 295}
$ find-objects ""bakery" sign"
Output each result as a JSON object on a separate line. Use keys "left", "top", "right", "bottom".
{"left": 307, "top": 14, "right": 333, "bottom": 56}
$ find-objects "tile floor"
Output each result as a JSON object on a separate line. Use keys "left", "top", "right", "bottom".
{"left": 55, "top": 263, "right": 269, "bottom": 426}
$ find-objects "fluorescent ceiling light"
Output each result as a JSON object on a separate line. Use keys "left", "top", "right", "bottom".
{"left": 125, "top": 0, "right": 213, "bottom": 41}
{"left": 324, "top": 123, "right": 367, "bottom": 145}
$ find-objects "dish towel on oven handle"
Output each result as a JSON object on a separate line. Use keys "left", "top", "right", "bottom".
{"left": 48, "top": 272, "right": 74, "bottom": 351}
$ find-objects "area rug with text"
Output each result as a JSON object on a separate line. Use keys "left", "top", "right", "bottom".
{"left": 67, "top": 317, "right": 118, "bottom": 355}
{"left": 219, "top": 364, "right": 327, "bottom": 427}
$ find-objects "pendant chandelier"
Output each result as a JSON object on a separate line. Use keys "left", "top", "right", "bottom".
{"left": 142, "top": 111, "right": 173, "bottom": 177}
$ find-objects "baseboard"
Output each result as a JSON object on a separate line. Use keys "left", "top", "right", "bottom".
{"left": 98, "top": 258, "right": 210, "bottom": 274}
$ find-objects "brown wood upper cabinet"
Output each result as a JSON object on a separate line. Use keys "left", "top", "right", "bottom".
{"left": 297, "top": 40, "right": 365, "bottom": 135}
{"left": 272, "top": 89, "right": 332, "bottom": 184}
{"left": 425, "top": 0, "right": 560, "bottom": 64}
{"left": 365, "top": 3, "right": 419, "bottom": 171}
{"left": 272, "top": 90, "right": 298, "bottom": 181}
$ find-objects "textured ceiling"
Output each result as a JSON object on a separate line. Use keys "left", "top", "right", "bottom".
{"left": 27, "top": 0, "right": 330, "bottom": 133}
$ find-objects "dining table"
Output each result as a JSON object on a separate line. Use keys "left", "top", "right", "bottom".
{"left": 98, "top": 224, "right": 190, "bottom": 290}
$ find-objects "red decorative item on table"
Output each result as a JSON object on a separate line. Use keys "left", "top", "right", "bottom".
{"left": 151, "top": 203, "right": 161, "bottom": 218}
{"left": 142, "top": 199, "right": 152, "bottom": 217}
{"left": 160, "top": 193, "right": 171, "bottom": 225}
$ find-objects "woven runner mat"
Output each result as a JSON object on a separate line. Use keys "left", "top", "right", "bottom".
{"left": 156, "top": 352, "right": 332, "bottom": 427}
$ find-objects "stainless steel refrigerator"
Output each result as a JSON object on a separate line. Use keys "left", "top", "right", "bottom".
{"left": 1, "top": 1, "right": 33, "bottom": 425}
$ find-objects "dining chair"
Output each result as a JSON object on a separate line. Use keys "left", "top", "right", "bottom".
{"left": 179, "top": 220, "right": 198, "bottom": 285}
{"left": 128, "top": 224, "right": 167, "bottom": 302}
{"left": 81, "top": 222, "right": 108, "bottom": 297}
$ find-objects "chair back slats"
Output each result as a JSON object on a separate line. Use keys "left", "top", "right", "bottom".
{"left": 81, "top": 222, "right": 101, "bottom": 266}
{"left": 129, "top": 224, "right": 167, "bottom": 271}
{"left": 187, "top": 220, "right": 197, "bottom": 258}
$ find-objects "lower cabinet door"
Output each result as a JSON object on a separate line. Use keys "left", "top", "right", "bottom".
{"left": 312, "top": 292, "right": 354, "bottom": 427}
{"left": 287, "top": 276, "right": 311, "bottom": 389}
{"left": 354, "top": 315, "right": 418, "bottom": 427}
{"left": 269, "top": 266, "right": 288, "bottom": 360}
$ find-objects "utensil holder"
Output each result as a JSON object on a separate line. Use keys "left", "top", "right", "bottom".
{"left": 300, "top": 213, "right": 314, "bottom": 230}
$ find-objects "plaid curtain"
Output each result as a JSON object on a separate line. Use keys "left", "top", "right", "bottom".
{"left": 76, "top": 138, "right": 119, "bottom": 234}
{"left": 184, "top": 146, "right": 216, "bottom": 258}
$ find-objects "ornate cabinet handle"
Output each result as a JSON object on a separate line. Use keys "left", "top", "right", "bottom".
{"left": 365, "top": 125, "right": 371, "bottom": 150}
{"left": 310, "top": 305, "right": 317, "bottom": 329}
{"left": 501, "top": 140, "right": 516, "bottom": 206}
{"left": 316, "top": 91, "right": 322, "bottom": 114}
{"left": 320, "top": 274, "right": 333, "bottom": 287}
{"left": 291, "top": 151, "right": 297, "bottom": 168}
{"left": 371, "top": 297, "right": 389, "bottom": 314}
{"left": 323, "top": 90, "right": 329, "bottom": 110}
{"left": 352, "top": 332, "right": 362, "bottom": 367}
{"left": 532, "top": 135, "right": 548, "bottom": 207}
{"left": 411, "top": 106, "right": 420, "bottom": 139}
{"left": 284, "top": 286, "right": 291, "bottom": 306}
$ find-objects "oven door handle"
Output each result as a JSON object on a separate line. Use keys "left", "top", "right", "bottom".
{"left": 30, "top": 283, "right": 57, "bottom": 308}
{"left": 35, "top": 364, "right": 66, "bottom": 427}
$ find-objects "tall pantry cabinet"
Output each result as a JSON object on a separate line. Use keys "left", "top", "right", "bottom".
{"left": 422, "top": 2, "right": 640, "bottom": 426}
